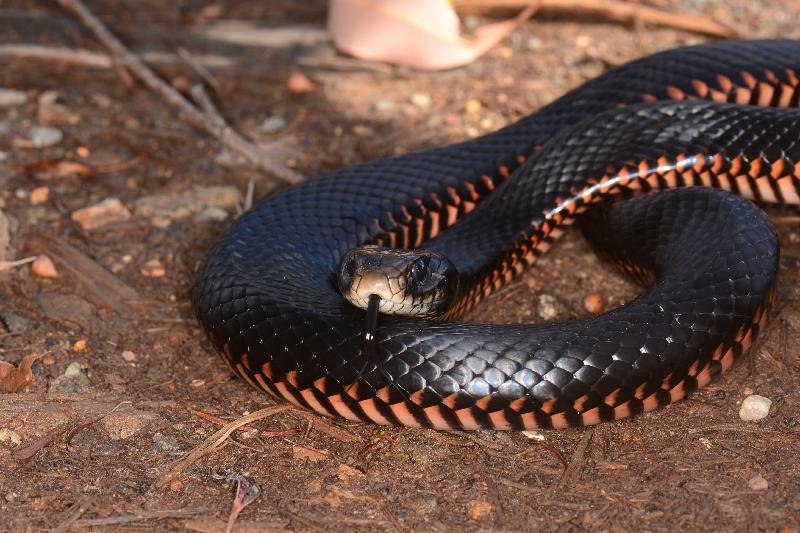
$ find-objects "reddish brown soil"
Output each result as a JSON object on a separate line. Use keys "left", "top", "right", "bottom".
{"left": 1, "top": 1, "right": 799, "bottom": 531}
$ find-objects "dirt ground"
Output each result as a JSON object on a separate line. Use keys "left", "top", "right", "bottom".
{"left": 1, "top": 1, "right": 799, "bottom": 531}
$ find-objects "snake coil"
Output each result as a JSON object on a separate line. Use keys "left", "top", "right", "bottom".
{"left": 193, "top": 40, "right": 800, "bottom": 430}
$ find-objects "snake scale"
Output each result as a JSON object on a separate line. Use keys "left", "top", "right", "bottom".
{"left": 193, "top": 39, "right": 800, "bottom": 430}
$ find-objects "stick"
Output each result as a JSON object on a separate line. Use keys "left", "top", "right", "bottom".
{"left": 454, "top": 0, "right": 735, "bottom": 38}
{"left": 54, "top": 0, "right": 303, "bottom": 185}
{"left": 0, "top": 45, "right": 234, "bottom": 71}
{"left": 158, "top": 405, "right": 292, "bottom": 486}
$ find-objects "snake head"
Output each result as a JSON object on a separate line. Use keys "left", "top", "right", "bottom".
{"left": 338, "top": 245, "right": 458, "bottom": 318}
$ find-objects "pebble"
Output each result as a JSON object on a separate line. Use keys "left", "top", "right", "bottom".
{"left": 260, "top": 116, "right": 286, "bottom": 133}
{"left": 287, "top": 71, "right": 314, "bottom": 94}
{"left": 747, "top": 473, "right": 769, "bottom": 491}
{"left": 465, "top": 99, "right": 482, "bottom": 114}
{"left": 72, "top": 339, "right": 87, "bottom": 352}
{"left": 0, "top": 88, "right": 26, "bottom": 107}
{"left": 37, "top": 90, "right": 80, "bottom": 125}
{"left": 584, "top": 293, "right": 605, "bottom": 314}
{"left": 0, "top": 311, "right": 38, "bottom": 334}
{"left": 0, "top": 428, "right": 22, "bottom": 445}
{"left": 101, "top": 409, "right": 157, "bottom": 440}
{"left": 152, "top": 432, "right": 183, "bottom": 454}
{"left": 468, "top": 500, "right": 493, "bottom": 520}
{"left": 195, "top": 206, "right": 229, "bottom": 222}
{"left": 140, "top": 258, "right": 166, "bottom": 278}
{"left": 169, "top": 479, "right": 184, "bottom": 492}
{"left": 134, "top": 185, "right": 240, "bottom": 220}
{"left": 372, "top": 99, "right": 397, "bottom": 112}
{"left": 28, "top": 126, "right": 63, "bottom": 148}
{"left": 410, "top": 92, "right": 432, "bottom": 108}
{"left": 537, "top": 294, "right": 561, "bottom": 321}
{"left": 526, "top": 37, "right": 543, "bottom": 51}
{"left": 121, "top": 350, "right": 137, "bottom": 362}
{"left": 337, "top": 463, "right": 364, "bottom": 482}
{"left": 293, "top": 445, "right": 327, "bottom": 461}
{"left": 31, "top": 255, "right": 58, "bottom": 278}
{"left": 739, "top": 394, "right": 772, "bottom": 421}
{"left": 50, "top": 361, "right": 91, "bottom": 392}
{"left": 29, "top": 186, "right": 50, "bottom": 205}
{"left": 71, "top": 197, "right": 132, "bottom": 231}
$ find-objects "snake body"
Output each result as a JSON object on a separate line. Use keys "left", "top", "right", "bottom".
{"left": 193, "top": 40, "right": 800, "bottom": 430}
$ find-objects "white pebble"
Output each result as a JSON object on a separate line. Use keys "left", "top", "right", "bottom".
{"left": 29, "top": 126, "right": 63, "bottom": 148}
{"left": 0, "top": 88, "right": 26, "bottom": 107}
{"left": 121, "top": 350, "right": 137, "bottom": 362}
{"left": 739, "top": 394, "right": 772, "bottom": 421}
{"left": 747, "top": 473, "right": 768, "bottom": 491}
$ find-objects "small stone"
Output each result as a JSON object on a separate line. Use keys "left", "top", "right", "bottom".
{"left": 372, "top": 99, "right": 396, "bottom": 112}
{"left": 72, "top": 339, "right": 87, "bottom": 352}
{"left": 537, "top": 294, "right": 560, "bottom": 321}
{"left": 575, "top": 34, "right": 592, "bottom": 48}
{"left": 698, "top": 437, "right": 712, "bottom": 450}
{"left": 410, "top": 92, "right": 432, "bottom": 108}
{"left": 526, "top": 37, "right": 543, "bottom": 51}
{"left": 287, "top": 71, "right": 314, "bottom": 94}
{"left": 41, "top": 355, "right": 56, "bottom": 365}
{"left": 337, "top": 463, "right": 364, "bottom": 482}
{"left": 496, "top": 45, "right": 513, "bottom": 58}
{"left": 468, "top": 500, "right": 493, "bottom": 520}
{"left": 521, "top": 430, "right": 546, "bottom": 441}
{"left": 31, "top": 255, "right": 58, "bottom": 278}
{"left": 140, "top": 258, "right": 166, "bottom": 278}
{"left": 584, "top": 293, "right": 605, "bottom": 314}
{"left": 76, "top": 146, "right": 90, "bottom": 158}
{"left": 121, "top": 350, "right": 137, "bottom": 362}
{"left": 195, "top": 206, "right": 229, "bottom": 222}
{"left": 260, "top": 116, "right": 286, "bottom": 133}
{"left": 0, "top": 428, "right": 22, "bottom": 445}
{"left": 134, "top": 185, "right": 240, "bottom": 220}
{"left": 739, "top": 394, "right": 772, "bottom": 421}
{"left": 29, "top": 186, "right": 50, "bottom": 205}
{"left": 293, "top": 445, "right": 327, "bottom": 461}
{"left": 152, "top": 432, "right": 183, "bottom": 454}
{"left": 50, "top": 361, "right": 91, "bottom": 392}
{"left": 28, "top": 126, "right": 63, "bottom": 148}
{"left": 71, "top": 197, "right": 132, "bottom": 231}
{"left": 101, "top": 409, "right": 157, "bottom": 440}
{"left": 169, "top": 479, "right": 184, "bottom": 492}
{"left": 0, "top": 311, "right": 38, "bottom": 334}
{"left": 748, "top": 473, "right": 769, "bottom": 491}
{"left": 465, "top": 99, "right": 482, "bottom": 114}
{"left": 0, "top": 88, "right": 26, "bottom": 107}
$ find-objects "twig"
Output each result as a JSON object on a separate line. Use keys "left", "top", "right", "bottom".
{"left": 189, "top": 405, "right": 300, "bottom": 437}
{"left": 454, "top": 0, "right": 735, "bottom": 38}
{"left": 297, "top": 412, "right": 364, "bottom": 443}
{"left": 550, "top": 429, "right": 593, "bottom": 491}
{"left": 177, "top": 46, "right": 221, "bottom": 91}
{"left": 12, "top": 421, "right": 74, "bottom": 460}
{"left": 55, "top": 0, "right": 303, "bottom": 185}
{"left": 51, "top": 499, "right": 89, "bottom": 533}
{"left": 0, "top": 256, "right": 37, "bottom": 272}
{"left": 159, "top": 405, "right": 292, "bottom": 486}
{"left": 71, "top": 508, "right": 210, "bottom": 527}
{"left": 0, "top": 44, "right": 235, "bottom": 69}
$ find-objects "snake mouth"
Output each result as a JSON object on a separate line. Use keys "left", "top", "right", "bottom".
{"left": 337, "top": 245, "right": 458, "bottom": 318}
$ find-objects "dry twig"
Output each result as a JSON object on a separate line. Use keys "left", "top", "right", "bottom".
{"left": 55, "top": 0, "right": 303, "bottom": 185}
{"left": 159, "top": 405, "right": 292, "bottom": 486}
{"left": 454, "top": 0, "right": 735, "bottom": 38}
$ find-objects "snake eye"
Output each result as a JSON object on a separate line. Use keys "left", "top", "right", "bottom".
{"left": 410, "top": 258, "right": 427, "bottom": 284}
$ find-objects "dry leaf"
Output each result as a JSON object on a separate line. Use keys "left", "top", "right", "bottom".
{"left": 0, "top": 354, "right": 39, "bottom": 393}
{"left": 328, "top": 0, "right": 537, "bottom": 70}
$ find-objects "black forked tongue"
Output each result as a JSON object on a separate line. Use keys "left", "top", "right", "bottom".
{"left": 347, "top": 294, "right": 408, "bottom": 397}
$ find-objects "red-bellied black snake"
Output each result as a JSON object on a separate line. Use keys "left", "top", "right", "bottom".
{"left": 193, "top": 39, "right": 800, "bottom": 430}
